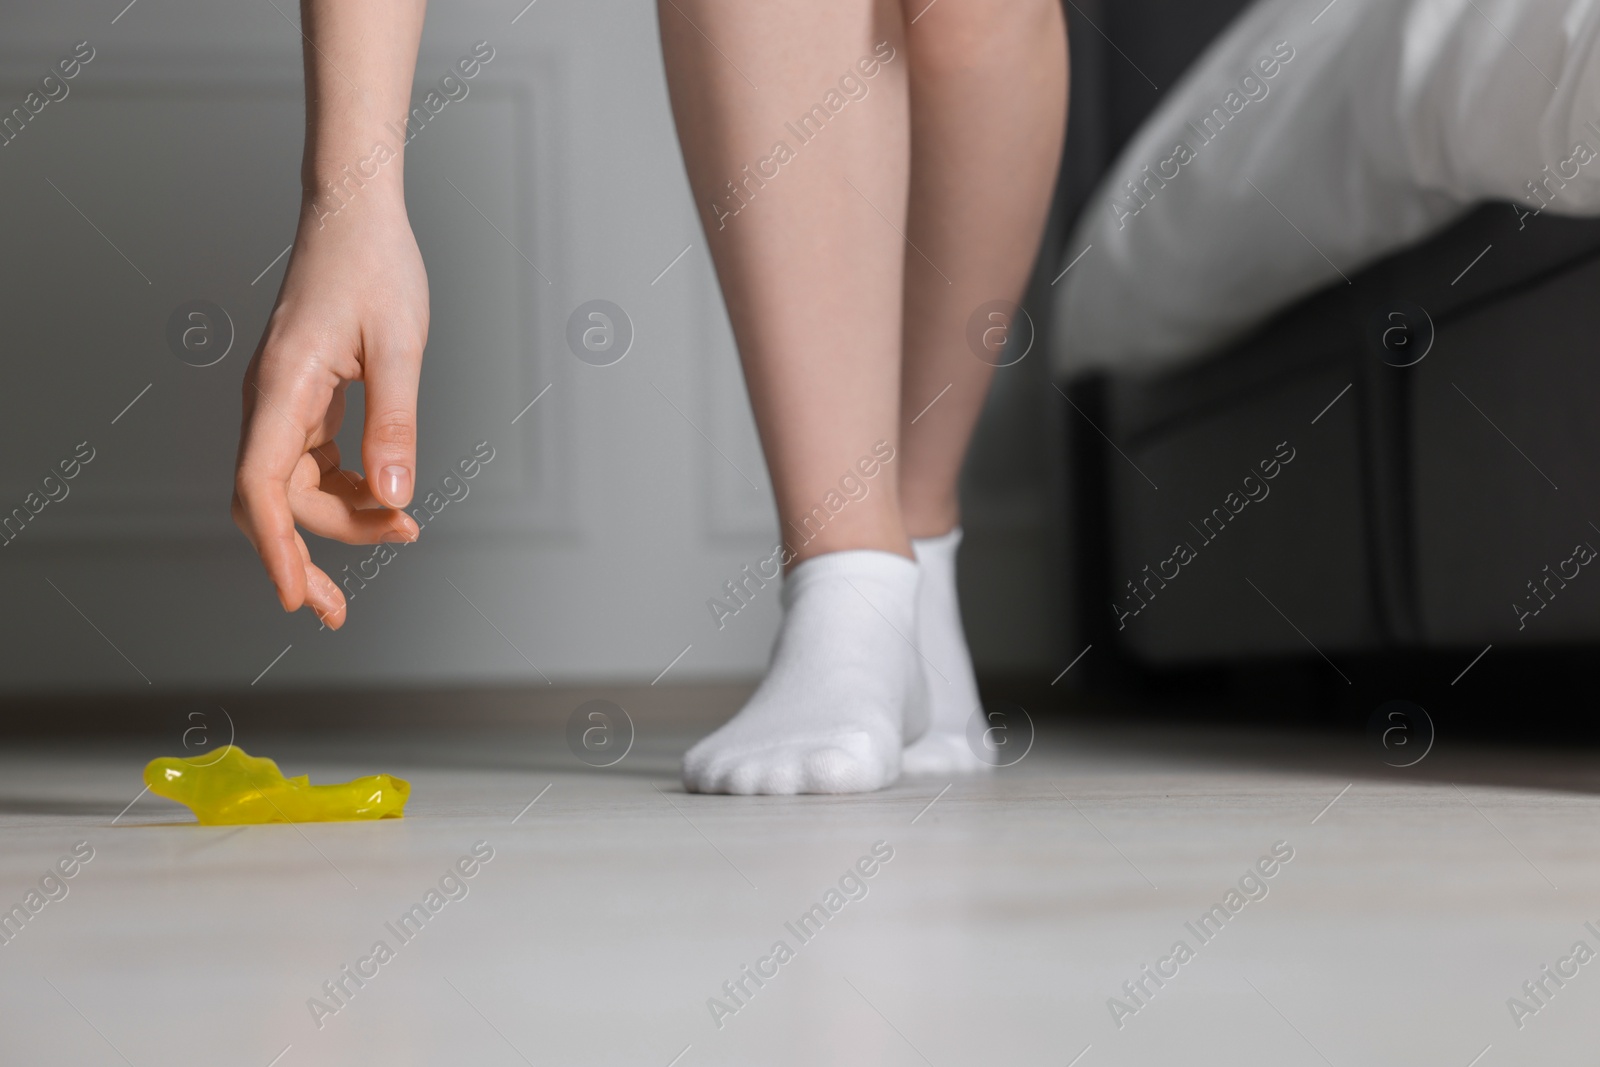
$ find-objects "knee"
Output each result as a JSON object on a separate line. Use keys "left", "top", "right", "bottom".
{"left": 906, "top": 0, "right": 1061, "bottom": 78}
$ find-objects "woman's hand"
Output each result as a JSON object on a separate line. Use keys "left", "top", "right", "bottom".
{"left": 232, "top": 193, "right": 428, "bottom": 629}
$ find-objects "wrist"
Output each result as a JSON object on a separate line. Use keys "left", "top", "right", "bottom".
{"left": 301, "top": 144, "right": 408, "bottom": 230}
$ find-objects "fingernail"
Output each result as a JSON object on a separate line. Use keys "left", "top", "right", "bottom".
{"left": 380, "top": 529, "right": 412, "bottom": 543}
{"left": 381, "top": 465, "right": 412, "bottom": 507}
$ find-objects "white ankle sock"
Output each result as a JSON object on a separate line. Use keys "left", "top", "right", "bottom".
{"left": 902, "top": 527, "right": 991, "bottom": 775}
{"left": 683, "top": 549, "right": 928, "bottom": 795}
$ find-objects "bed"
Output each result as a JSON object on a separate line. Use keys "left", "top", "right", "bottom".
{"left": 1049, "top": 0, "right": 1600, "bottom": 675}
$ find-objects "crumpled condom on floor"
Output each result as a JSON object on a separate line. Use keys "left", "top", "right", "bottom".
{"left": 143, "top": 745, "right": 409, "bottom": 825}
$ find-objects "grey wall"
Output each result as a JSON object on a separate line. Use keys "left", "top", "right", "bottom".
{"left": 0, "top": 0, "right": 1059, "bottom": 695}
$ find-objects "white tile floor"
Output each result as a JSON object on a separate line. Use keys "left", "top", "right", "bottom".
{"left": 0, "top": 706, "right": 1595, "bottom": 1066}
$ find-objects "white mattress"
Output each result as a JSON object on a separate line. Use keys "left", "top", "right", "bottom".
{"left": 1052, "top": 0, "right": 1600, "bottom": 375}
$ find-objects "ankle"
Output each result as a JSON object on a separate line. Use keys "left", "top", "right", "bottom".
{"left": 787, "top": 537, "right": 912, "bottom": 569}
{"left": 903, "top": 505, "right": 961, "bottom": 542}
{"left": 780, "top": 509, "right": 912, "bottom": 570}
{"left": 911, "top": 526, "right": 963, "bottom": 552}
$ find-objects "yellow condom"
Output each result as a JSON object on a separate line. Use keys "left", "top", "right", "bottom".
{"left": 144, "top": 745, "right": 409, "bottom": 825}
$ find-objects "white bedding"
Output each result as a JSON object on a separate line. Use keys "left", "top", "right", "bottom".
{"left": 1052, "top": 0, "right": 1600, "bottom": 375}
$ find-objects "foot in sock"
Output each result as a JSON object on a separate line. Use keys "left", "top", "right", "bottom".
{"left": 902, "top": 527, "right": 993, "bottom": 775}
{"left": 682, "top": 549, "right": 929, "bottom": 795}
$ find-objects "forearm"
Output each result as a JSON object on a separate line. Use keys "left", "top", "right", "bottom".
{"left": 299, "top": 0, "right": 427, "bottom": 217}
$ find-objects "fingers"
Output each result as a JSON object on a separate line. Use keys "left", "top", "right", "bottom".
{"left": 234, "top": 380, "right": 322, "bottom": 612}
{"left": 295, "top": 533, "right": 348, "bottom": 630}
{"left": 232, "top": 486, "right": 304, "bottom": 612}
{"left": 294, "top": 485, "right": 419, "bottom": 544}
{"left": 304, "top": 449, "right": 421, "bottom": 544}
{"left": 360, "top": 337, "right": 424, "bottom": 509}
{"left": 313, "top": 448, "right": 378, "bottom": 509}
{"left": 310, "top": 438, "right": 346, "bottom": 479}
{"left": 236, "top": 347, "right": 423, "bottom": 627}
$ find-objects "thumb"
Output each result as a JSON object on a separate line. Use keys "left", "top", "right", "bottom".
{"left": 361, "top": 344, "right": 423, "bottom": 509}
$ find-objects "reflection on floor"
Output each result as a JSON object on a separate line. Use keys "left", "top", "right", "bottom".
{"left": 0, "top": 685, "right": 1594, "bottom": 1066}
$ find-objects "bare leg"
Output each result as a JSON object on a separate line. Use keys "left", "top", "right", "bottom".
{"left": 897, "top": 0, "right": 1068, "bottom": 538}
{"left": 660, "top": 0, "right": 912, "bottom": 566}
{"left": 896, "top": 0, "right": 1068, "bottom": 773}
